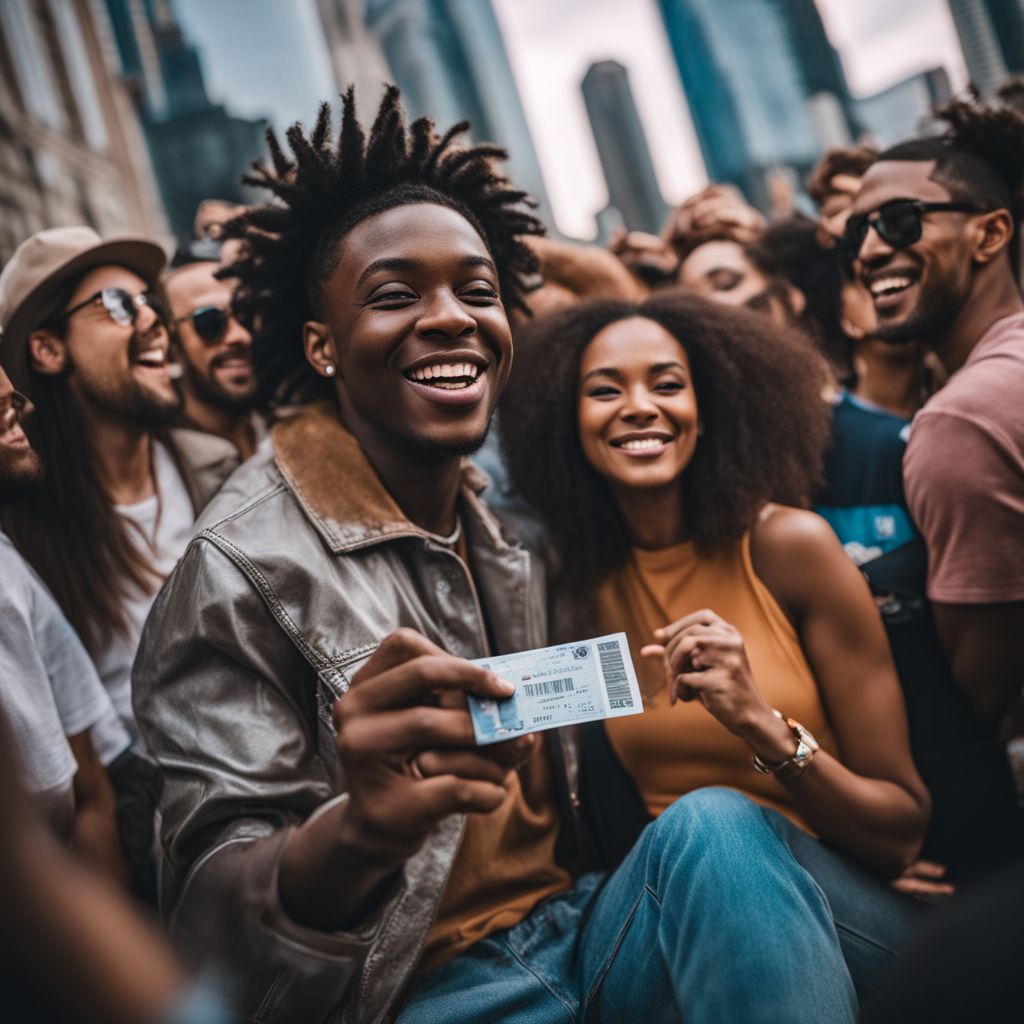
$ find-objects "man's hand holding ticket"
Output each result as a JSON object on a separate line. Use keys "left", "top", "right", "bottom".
{"left": 467, "top": 632, "right": 643, "bottom": 745}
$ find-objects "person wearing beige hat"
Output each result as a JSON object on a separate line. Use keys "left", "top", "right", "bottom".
{"left": 0, "top": 226, "right": 238, "bottom": 898}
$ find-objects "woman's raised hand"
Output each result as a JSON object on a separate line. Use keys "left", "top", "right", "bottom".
{"left": 641, "top": 609, "right": 796, "bottom": 761}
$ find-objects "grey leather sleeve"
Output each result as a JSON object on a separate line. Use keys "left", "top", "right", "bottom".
{"left": 132, "top": 539, "right": 379, "bottom": 1022}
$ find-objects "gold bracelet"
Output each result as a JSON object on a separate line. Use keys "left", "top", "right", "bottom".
{"left": 752, "top": 709, "right": 820, "bottom": 780}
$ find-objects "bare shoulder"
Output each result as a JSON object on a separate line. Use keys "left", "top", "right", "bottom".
{"left": 750, "top": 505, "right": 849, "bottom": 613}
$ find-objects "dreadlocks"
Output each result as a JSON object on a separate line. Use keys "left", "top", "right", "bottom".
{"left": 221, "top": 85, "right": 545, "bottom": 405}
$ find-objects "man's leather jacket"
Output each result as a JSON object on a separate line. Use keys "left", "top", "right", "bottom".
{"left": 133, "top": 403, "right": 581, "bottom": 1023}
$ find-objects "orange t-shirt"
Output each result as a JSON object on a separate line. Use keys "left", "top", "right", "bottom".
{"left": 418, "top": 743, "right": 571, "bottom": 974}
{"left": 598, "top": 533, "right": 837, "bottom": 831}
{"left": 418, "top": 526, "right": 572, "bottom": 975}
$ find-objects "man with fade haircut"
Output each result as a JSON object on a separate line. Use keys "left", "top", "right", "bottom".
{"left": 846, "top": 94, "right": 1024, "bottom": 864}
{"left": 133, "top": 87, "right": 859, "bottom": 1023}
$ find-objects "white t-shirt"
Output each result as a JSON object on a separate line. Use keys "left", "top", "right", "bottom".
{"left": 0, "top": 531, "right": 127, "bottom": 808}
{"left": 92, "top": 441, "right": 195, "bottom": 751}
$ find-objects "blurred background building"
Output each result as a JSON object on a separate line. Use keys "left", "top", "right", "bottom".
{"left": 0, "top": 0, "right": 166, "bottom": 263}
{"left": 657, "top": 0, "right": 825, "bottom": 210}
{"left": 582, "top": 60, "right": 669, "bottom": 237}
{"left": 948, "top": 0, "right": 1024, "bottom": 94}
{"left": 103, "top": 0, "right": 267, "bottom": 241}
{"left": 365, "top": 0, "right": 554, "bottom": 228}
{"left": 0, "top": 0, "right": 1019, "bottom": 256}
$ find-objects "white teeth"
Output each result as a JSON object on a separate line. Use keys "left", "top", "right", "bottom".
{"left": 409, "top": 362, "right": 481, "bottom": 383}
{"left": 619, "top": 437, "right": 667, "bottom": 451}
{"left": 869, "top": 276, "right": 913, "bottom": 297}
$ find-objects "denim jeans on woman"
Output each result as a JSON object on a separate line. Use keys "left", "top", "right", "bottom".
{"left": 400, "top": 787, "right": 875, "bottom": 1023}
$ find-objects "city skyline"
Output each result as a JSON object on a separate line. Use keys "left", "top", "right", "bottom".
{"left": 167, "top": 0, "right": 972, "bottom": 238}
{"left": 493, "top": 0, "right": 969, "bottom": 236}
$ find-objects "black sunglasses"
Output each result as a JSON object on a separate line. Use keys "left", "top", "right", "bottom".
{"left": 173, "top": 305, "right": 231, "bottom": 345}
{"left": 0, "top": 390, "right": 32, "bottom": 433}
{"left": 840, "top": 199, "right": 981, "bottom": 267}
{"left": 59, "top": 287, "right": 168, "bottom": 327}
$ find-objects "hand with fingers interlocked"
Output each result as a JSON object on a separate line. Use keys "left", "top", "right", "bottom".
{"left": 641, "top": 609, "right": 797, "bottom": 761}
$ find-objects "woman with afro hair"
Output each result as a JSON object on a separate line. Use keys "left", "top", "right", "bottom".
{"left": 501, "top": 292, "right": 932, "bottom": 999}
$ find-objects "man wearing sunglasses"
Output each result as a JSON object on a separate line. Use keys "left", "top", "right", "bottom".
{"left": 164, "top": 240, "right": 264, "bottom": 460}
{"left": 0, "top": 226, "right": 239, "bottom": 897}
{"left": 846, "top": 100, "right": 1024, "bottom": 785}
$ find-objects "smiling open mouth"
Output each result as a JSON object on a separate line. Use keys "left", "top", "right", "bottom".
{"left": 610, "top": 432, "right": 674, "bottom": 455}
{"left": 403, "top": 361, "right": 483, "bottom": 390}
{"left": 134, "top": 349, "right": 168, "bottom": 369}
{"left": 867, "top": 272, "right": 918, "bottom": 305}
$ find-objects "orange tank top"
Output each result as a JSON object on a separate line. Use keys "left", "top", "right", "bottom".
{"left": 598, "top": 532, "right": 837, "bottom": 831}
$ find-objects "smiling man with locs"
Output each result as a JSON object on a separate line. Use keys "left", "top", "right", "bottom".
{"left": 132, "top": 88, "right": 860, "bottom": 1023}
{"left": 846, "top": 97, "right": 1024, "bottom": 749}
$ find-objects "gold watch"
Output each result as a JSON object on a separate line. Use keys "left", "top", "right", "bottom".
{"left": 752, "top": 709, "right": 819, "bottom": 780}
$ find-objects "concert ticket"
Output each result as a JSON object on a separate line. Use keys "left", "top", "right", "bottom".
{"left": 467, "top": 632, "right": 643, "bottom": 745}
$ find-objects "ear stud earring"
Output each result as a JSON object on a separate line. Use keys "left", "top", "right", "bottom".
{"left": 324, "top": 364, "right": 336, "bottom": 377}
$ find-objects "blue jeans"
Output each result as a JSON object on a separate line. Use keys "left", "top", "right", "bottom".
{"left": 400, "top": 788, "right": 862, "bottom": 1023}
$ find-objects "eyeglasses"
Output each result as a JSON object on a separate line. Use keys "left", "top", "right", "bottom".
{"left": 173, "top": 305, "right": 231, "bottom": 345}
{"left": 0, "top": 390, "right": 32, "bottom": 433}
{"left": 59, "top": 287, "right": 169, "bottom": 328}
{"left": 840, "top": 199, "right": 982, "bottom": 267}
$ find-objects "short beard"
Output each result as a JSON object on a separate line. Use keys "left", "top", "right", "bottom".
{"left": 0, "top": 446, "right": 44, "bottom": 496}
{"left": 406, "top": 421, "right": 492, "bottom": 462}
{"left": 180, "top": 352, "right": 256, "bottom": 414}
{"left": 876, "top": 276, "right": 960, "bottom": 347}
{"left": 69, "top": 351, "right": 182, "bottom": 428}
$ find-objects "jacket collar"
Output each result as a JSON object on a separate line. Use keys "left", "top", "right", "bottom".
{"left": 271, "top": 402, "right": 504, "bottom": 554}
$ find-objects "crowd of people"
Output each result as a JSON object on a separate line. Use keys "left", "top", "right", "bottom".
{"left": 0, "top": 79, "right": 1022, "bottom": 1023}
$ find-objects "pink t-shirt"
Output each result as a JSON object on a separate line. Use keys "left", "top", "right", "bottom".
{"left": 904, "top": 312, "right": 1024, "bottom": 603}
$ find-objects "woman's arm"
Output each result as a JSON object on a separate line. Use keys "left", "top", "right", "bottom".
{"left": 748, "top": 506, "right": 930, "bottom": 876}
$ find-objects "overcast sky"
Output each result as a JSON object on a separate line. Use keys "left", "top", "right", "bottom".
{"left": 493, "top": 0, "right": 968, "bottom": 237}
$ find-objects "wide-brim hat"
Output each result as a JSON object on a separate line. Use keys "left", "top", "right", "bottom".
{"left": 0, "top": 226, "right": 166, "bottom": 392}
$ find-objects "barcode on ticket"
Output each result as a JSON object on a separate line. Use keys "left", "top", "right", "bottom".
{"left": 468, "top": 632, "right": 643, "bottom": 744}
{"left": 598, "top": 640, "right": 634, "bottom": 709}
{"left": 522, "top": 677, "right": 575, "bottom": 697}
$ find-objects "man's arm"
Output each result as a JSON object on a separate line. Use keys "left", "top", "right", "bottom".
{"left": 904, "top": 409, "right": 1024, "bottom": 719}
{"left": 932, "top": 602, "right": 1024, "bottom": 721}
{"left": 67, "top": 730, "right": 129, "bottom": 884}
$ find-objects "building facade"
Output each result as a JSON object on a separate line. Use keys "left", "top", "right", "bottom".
{"left": 581, "top": 60, "right": 668, "bottom": 236}
{"left": 657, "top": 0, "right": 820, "bottom": 209}
{"left": 104, "top": 0, "right": 267, "bottom": 241}
{"left": 366, "top": 0, "right": 553, "bottom": 227}
{"left": 0, "top": 0, "right": 167, "bottom": 264}
{"left": 315, "top": 0, "right": 391, "bottom": 105}
{"left": 947, "top": 0, "right": 1011, "bottom": 94}
{"left": 853, "top": 67, "right": 954, "bottom": 148}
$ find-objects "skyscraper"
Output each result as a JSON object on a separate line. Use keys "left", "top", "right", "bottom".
{"left": 981, "top": 0, "right": 1024, "bottom": 74}
{"left": 770, "top": 0, "right": 859, "bottom": 138}
{"left": 314, "top": 0, "right": 391, "bottom": 104}
{"left": 104, "top": 0, "right": 267, "bottom": 239}
{"left": 657, "top": 0, "right": 819, "bottom": 208}
{"left": 581, "top": 61, "right": 668, "bottom": 235}
{"left": 365, "top": 0, "right": 553, "bottom": 226}
{"left": 947, "top": 0, "right": 1009, "bottom": 94}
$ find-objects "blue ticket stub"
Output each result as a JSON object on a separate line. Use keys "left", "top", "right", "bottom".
{"left": 467, "top": 632, "right": 643, "bottom": 745}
